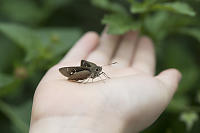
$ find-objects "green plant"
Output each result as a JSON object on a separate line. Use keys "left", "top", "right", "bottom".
{"left": 0, "top": 0, "right": 199, "bottom": 132}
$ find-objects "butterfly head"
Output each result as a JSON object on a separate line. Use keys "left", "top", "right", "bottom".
{"left": 90, "top": 66, "right": 102, "bottom": 78}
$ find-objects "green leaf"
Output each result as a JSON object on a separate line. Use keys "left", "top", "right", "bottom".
{"left": 130, "top": 1, "right": 149, "bottom": 13}
{"left": 130, "top": 0, "right": 157, "bottom": 13}
{"left": 91, "top": 0, "right": 127, "bottom": 14}
{"left": 144, "top": 11, "right": 193, "bottom": 41}
{"left": 0, "top": 100, "right": 29, "bottom": 133}
{"left": 144, "top": 12, "right": 169, "bottom": 41}
{"left": 0, "top": 0, "right": 46, "bottom": 24}
{"left": 0, "top": 37, "right": 21, "bottom": 72}
{"left": 153, "top": 2, "right": 196, "bottom": 16}
{"left": 180, "top": 111, "right": 199, "bottom": 131}
{"left": 37, "top": 28, "right": 82, "bottom": 58}
{"left": 163, "top": 42, "right": 199, "bottom": 93}
{"left": 0, "top": 74, "right": 14, "bottom": 88}
{"left": 0, "top": 23, "right": 41, "bottom": 61}
{"left": 167, "top": 95, "right": 189, "bottom": 113}
{"left": 0, "top": 23, "right": 82, "bottom": 61}
{"left": 130, "top": 1, "right": 196, "bottom": 16}
{"left": 0, "top": 23, "right": 39, "bottom": 49}
{"left": 43, "top": 0, "right": 72, "bottom": 7}
{"left": 197, "top": 90, "right": 200, "bottom": 104}
{"left": 102, "top": 14, "right": 141, "bottom": 34}
{"left": 180, "top": 28, "right": 200, "bottom": 42}
{"left": 0, "top": 0, "right": 72, "bottom": 24}
{"left": 0, "top": 73, "right": 20, "bottom": 98}
{"left": 12, "top": 100, "right": 32, "bottom": 127}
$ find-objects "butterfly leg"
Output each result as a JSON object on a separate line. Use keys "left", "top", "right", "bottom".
{"left": 99, "top": 72, "right": 106, "bottom": 79}
{"left": 80, "top": 79, "right": 87, "bottom": 83}
{"left": 100, "top": 72, "right": 110, "bottom": 79}
{"left": 80, "top": 78, "right": 90, "bottom": 84}
{"left": 98, "top": 75, "right": 106, "bottom": 83}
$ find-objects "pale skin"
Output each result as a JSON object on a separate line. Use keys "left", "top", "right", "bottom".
{"left": 29, "top": 30, "right": 181, "bottom": 133}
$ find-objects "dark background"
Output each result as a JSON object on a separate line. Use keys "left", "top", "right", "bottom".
{"left": 0, "top": 0, "right": 199, "bottom": 133}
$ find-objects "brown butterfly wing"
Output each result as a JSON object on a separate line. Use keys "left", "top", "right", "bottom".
{"left": 59, "top": 67, "right": 88, "bottom": 77}
{"left": 68, "top": 70, "right": 91, "bottom": 80}
{"left": 81, "top": 60, "right": 97, "bottom": 67}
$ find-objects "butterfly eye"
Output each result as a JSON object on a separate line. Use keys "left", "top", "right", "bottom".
{"left": 96, "top": 68, "right": 99, "bottom": 71}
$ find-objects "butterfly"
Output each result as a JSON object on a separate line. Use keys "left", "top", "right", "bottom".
{"left": 59, "top": 60, "right": 110, "bottom": 82}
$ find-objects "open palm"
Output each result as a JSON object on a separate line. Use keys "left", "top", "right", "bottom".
{"left": 30, "top": 30, "right": 181, "bottom": 133}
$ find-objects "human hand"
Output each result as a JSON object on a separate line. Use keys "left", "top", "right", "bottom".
{"left": 29, "top": 30, "right": 181, "bottom": 133}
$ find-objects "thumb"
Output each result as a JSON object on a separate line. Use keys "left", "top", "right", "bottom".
{"left": 155, "top": 68, "right": 182, "bottom": 96}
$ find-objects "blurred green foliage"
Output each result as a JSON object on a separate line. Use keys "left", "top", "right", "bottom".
{"left": 0, "top": 0, "right": 199, "bottom": 133}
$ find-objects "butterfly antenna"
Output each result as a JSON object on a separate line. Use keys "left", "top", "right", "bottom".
{"left": 102, "top": 62, "right": 117, "bottom": 67}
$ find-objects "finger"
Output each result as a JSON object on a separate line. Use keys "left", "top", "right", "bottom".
{"left": 112, "top": 31, "right": 138, "bottom": 67}
{"left": 132, "top": 36, "right": 155, "bottom": 75}
{"left": 87, "top": 28, "right": 121, "bottom": 65}
{"left": 59, "top": 32, "right": 99, "bottom": 64}
{"left": 155, "top": 69, "right": 182, "bottom": 97}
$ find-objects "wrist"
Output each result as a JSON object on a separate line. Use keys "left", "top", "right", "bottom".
{"left": 29, "top": 115, "right": 125, "bottom": 133}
